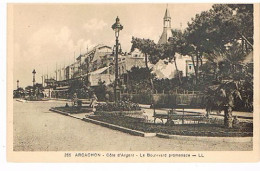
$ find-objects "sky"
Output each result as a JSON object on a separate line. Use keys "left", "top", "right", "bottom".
{"left": 11, "top": 3, "right": 213, "bottom": 89}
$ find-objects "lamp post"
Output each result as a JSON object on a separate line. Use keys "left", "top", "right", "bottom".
{"left": 32, "top": 69, "right": 36, "bottom": 96}
{"left": 32, "top": 69, "right": 36, "bottom": 86}
{"left": 112, "top": 16, "right": 123, "bottom": 103}
{"left": 17, "top": 80, "right": 19, "bottom": 89}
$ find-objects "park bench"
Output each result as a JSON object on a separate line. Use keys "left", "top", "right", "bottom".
{"left": 152, "top": 104, "right": 206, "bottom": 125}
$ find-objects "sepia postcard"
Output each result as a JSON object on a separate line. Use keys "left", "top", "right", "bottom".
{"left": 7, "top": 3, "right": 260, "bottom": 162}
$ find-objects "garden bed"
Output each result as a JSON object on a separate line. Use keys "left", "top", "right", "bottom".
{"left": 94, "top": 110, "right": 143, "bottom": 116}
{"left": 88, "top": 115, "right": 253, "bottom": 137}
{"left": 53, "top": 106, "right": 93, "bottom": 114}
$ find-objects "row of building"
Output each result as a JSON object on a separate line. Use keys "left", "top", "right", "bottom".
{"left": 41, "top": 7, "right": 198, "bottom": 98}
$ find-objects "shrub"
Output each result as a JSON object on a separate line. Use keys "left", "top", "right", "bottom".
{"left": 131, "top": 93, "right": 152, "bottom": 104}
{"left": 96, "top": 101, "right": 141, "bottom": 112}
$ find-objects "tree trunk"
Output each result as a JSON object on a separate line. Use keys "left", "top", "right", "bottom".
{"left": 196, "top": 53, "right": 200, "bottom": 80}
{"left": 191, "top": 55, "right": 198, "bottom": 84}
{"left": 173, "top": 58, "right": 182, "bottom": 85}
{"left": 214, "top": 63, "right": 219, "bottom": 80}
{"left": 224, "top": 106, "right": 233, "bottom": 128}
{"left": 242, "top": 38, "right": 244, "bottom": 54}
{"left": 145, "top": 53, "right": 155, "bottom": 92}
{"left": 145, "top": 53, "right": 149, "bottom": 69}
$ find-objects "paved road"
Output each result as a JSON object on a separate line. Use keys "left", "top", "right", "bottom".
{"left": 13, "top": 100, "right": 252, "bottom": 151}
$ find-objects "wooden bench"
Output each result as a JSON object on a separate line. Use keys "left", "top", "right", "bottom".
{"left": 153, "top": 109, "right": 205, "bottom": 125}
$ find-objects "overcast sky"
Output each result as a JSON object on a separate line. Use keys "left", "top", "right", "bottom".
{"left": 11, "top": 3, "right": 213, "bottom": 89}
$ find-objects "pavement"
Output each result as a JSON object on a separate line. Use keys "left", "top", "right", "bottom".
{"left": 13, "top": 99, "right": 253, "bottom": 151}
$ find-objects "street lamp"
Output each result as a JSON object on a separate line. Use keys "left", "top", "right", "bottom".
{"left": 32, "top": 69, "right": 36, "bottom": 86}
{"left": 32, "top": 69, "right": 36, "bottom": 96}
{"left": 112, "top": 16, "right": 123, "bottom": 103}
{"left": 17, "top": 80, "right": 19, "bottom": 89}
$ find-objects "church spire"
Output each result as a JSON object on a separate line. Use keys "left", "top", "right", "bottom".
{"left": 163, "top": 5, "right": 171, "bottom": 28}
{"left": 164, "top": 4, "right": 171, "bottom": 20}
{"left": 158, "top": 5, "right": 172, "bottom": 44}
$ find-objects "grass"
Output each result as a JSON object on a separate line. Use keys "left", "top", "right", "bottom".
{"left": 88, "top": 115, "right": 253, "bottom": 137}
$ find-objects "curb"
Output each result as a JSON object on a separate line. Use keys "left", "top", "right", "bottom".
{"left": 82, "top": 117, "right": 156, "bottom": 137}
{"left": 49, "top": 108, "right": 69, "bottom": 116}
{"left": 68, "top": 114, "right": 83, "bottom": 120}
{"left": 16, "top": 99, "right": 27, "bottom": 103}
{"left": 156, "top": 133, "right": 252, "bottom": 143}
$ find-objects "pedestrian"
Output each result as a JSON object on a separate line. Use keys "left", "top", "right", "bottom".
{"left": 90, "top": 93, "right": 98, "bottom": 109}
{"left": 72, "top": 92, "right": 78, "bottom": 106}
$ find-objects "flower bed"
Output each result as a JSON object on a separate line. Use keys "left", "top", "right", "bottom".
{"left": 54, "top": 106, "right": 92, "bottom": 114}
{"left": 96, "top": 101, "right": 141, "bottom": 112}
{"left": 94, "top": 110, "right": 144, "bottom": 116}
{"left": 95, "top": 101, "right": 143, "bottom": 116}
{"left": 88, "top": 115, "right": 253, "bottom": 137}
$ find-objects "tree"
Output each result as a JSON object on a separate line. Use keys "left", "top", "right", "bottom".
{"left": 204, "top": 43, "right": 253, "bottom": 128}
{"left": 25, "top": 86, "right": 34, "bottom": 96}
{"left": 13, "top": 87, "right": 25, "bottom": 98}
{"left": 93, "top": 80, "right": 107, "bottom": 101}
{"left": 131, "top": 37, "right": 159, "bottom": 68}
{"left": 131, "top": 37, "right": 160, "bottom": 90}
{"left": 127, "top": 67, "right": 155, "bottom": 93}
{"left": 184, "top": 4, "right": 253, "bottom": 84}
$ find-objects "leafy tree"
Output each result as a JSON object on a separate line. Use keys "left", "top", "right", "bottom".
{"left": 127, "top": 67, "right": 155, "bottom": 93}
{"left": 131, "top": 37, "right": 159, "bottom": 68}
{"left": 184, "top": 4, "right": 253, "bottom": 84}
{"left": 204, "top": 43, "right": 253, "bottom": 128}
{"left": 13, "top": 87, "right": 25, "bottom": 98}
{"left": 25, "top": 86, "right": 34, "bottom": 96}
{"left": 131, "top": 37, "right": 160, "bottom": 90}
{"left": 93, "top": 80, "right": 107, "bottom": 101}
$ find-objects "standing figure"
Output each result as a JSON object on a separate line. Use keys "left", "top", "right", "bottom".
{"left": 72, "top": 92, "right": 78, "bottom": 106}
{"left": 90, "top": 93, "right": 98, "bottom": 111}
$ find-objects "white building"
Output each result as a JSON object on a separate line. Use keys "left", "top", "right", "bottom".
{"left": 153, "top": 7, "right": 206, "bottom": 79}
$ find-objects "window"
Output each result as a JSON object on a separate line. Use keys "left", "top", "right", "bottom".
{"left": 188, "top": 64, "right": 192, "bottom": 70}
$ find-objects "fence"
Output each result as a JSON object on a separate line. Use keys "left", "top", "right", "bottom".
{"left": 121, "top": 91, "right": 205, "bottom": 108}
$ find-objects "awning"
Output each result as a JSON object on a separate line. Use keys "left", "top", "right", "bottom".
{"left": 91, "top": 66, "right": 109, "bottom": 75}
{"left": 81, "top": 66, "right": 110, "bottom": 77}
